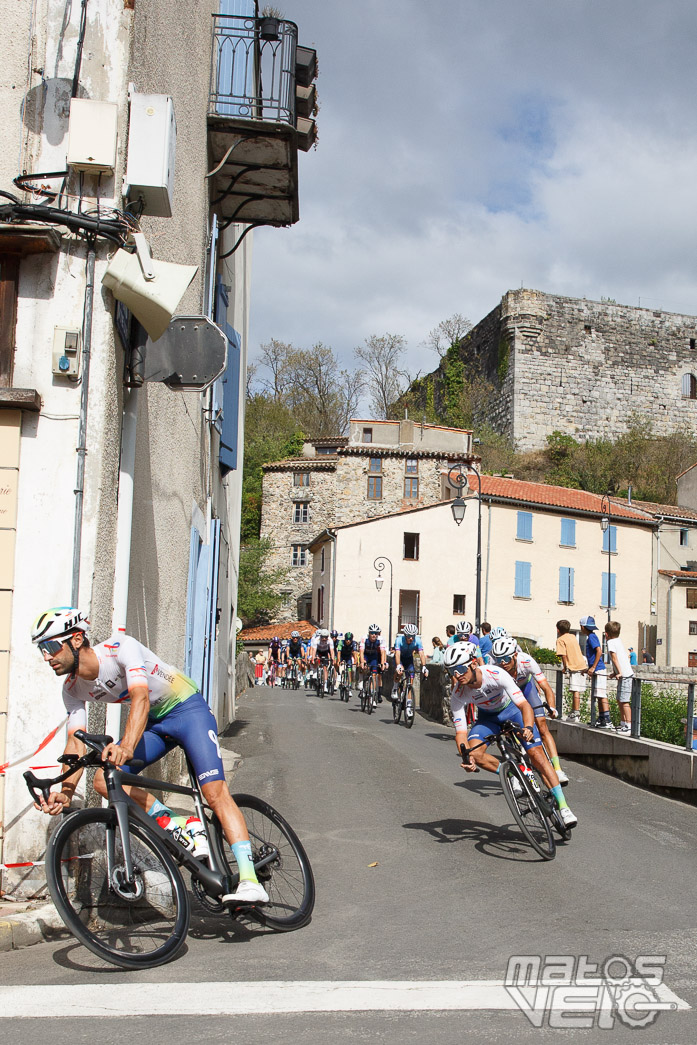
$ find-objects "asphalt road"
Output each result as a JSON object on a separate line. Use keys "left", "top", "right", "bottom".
{"left": 2, "top": 681, "right": 696, "bottom": 1043}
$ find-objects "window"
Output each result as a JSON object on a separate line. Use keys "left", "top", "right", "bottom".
{"left": 369, "top": 456, "right": 382, "bottom": 472}
{"left": 584, "top": 324, "right": 591, "bottom": 334}
{"left": 291, "top": 544, "right": 306, "bottom": 567}
{"left": 514, "top": 561, "right": 531, "bottom": 598}
{"left": 293, "top": 472, "right": 310, "bottom": 487}
{"left": 405, "top": 458, "right": 418, "bottom": 474}
{"left": 601, "top": 571, "right": 616, "bottom": 609}
{"left": 516, "top": 511, "right": 533, "bottom": 541}
{"left": 559, "top": 567, "right": 575, "bottom": 604}
{"left": 320, "top": 547, "right": 325, "bottom": 573}
{"left": 682, "top": 373, "right": 697, "bottom": 399}
{"left": 403, "top": 532, "right": 419, "bottom": 560}
{"left": 293, "top": 501, "right": 309, "bottom": 523}
{"left": 367, "top": 475, "right": 382, "bottom": 499}
{"left": 316, "top": 446, "right": 337, "bottom": 455}
{"left": 453, "top": 594, "right": 466, "bottom": 615}
{"left": 398, "top": 589, "right": 420, "bottom": 631}
{"left": 560, "top": 518, "right": 576, "bottom": 547}
{"left": 362, "top": 427, "right": 373, "bottom": 443}
{"left": 404, "top": 477, "right": 419, "bottom": 498}
{"left": 680, "top": 528, "right": 689, "bottom": 547}
{"left": 602, "top": 525, "right": 617, "bottom": 554}
{"left": 687, "top": 588, "right": 697, "bottom": 608}
{"left": 689, "top": 621, "right": 697, "bottom": 636}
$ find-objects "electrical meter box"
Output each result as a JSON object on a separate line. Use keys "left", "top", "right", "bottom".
{"left": 52, "top": 327, "right": 81, "bottom": 378}
{"left": 124, "top": 89, "right": 176, "bottom": 217}
{"left": 67, "top": 99, "right": 118, "bottom": 173}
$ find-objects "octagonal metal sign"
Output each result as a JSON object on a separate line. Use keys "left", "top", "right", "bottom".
{"left": 144, "top": 315, "right": 227, "bottom": 390}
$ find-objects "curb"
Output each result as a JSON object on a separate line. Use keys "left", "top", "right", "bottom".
{"left": 0, "top": 903, "right": 68, "bottom": 953}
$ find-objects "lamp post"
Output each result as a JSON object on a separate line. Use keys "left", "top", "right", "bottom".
{"left": 600, "top": 493, "right": 612, "bottom": 623}
{"left": 373, "top": 555, "right": 393, "bottom": 648}
{"left": 448, "top": 464, "right": 482, "bottom": 630}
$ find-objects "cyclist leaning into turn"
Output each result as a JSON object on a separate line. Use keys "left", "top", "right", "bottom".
{"left": 393, "top": 623, "right": 429, "bottom": 714}
{"left": 31, "top": 606, "right": 269, "bottom": 904}
{"left": 444, "top": 641, "right": 578, "bottom": 829}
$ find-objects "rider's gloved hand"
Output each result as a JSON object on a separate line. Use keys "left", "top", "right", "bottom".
{"left": 395, "top": 664, "right": 404, "bottom": 675}
{"left": 421, "top": 667, "right": 429, "bottom": 678}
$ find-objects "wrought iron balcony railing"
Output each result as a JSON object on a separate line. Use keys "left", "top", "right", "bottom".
{"left": 209, "top": 13, "right": 298, "bottom": 125}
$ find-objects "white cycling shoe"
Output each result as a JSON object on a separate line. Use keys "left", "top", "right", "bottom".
{"left": 556, "top": 768, "right": 570, "bottom": 786}
{"left": 510, "top": 777, "right": 524, "bottom": 796}
{"left": 222, "top": 879, "right": 269, "bottom": 905}
{"left": 559, "top": 806, "right": 578, "bottom": 828}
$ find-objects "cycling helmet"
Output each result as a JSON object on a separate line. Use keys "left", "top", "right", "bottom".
{"left": 344, "top": 631, "right": 353, "bottom": 641}
{"left": 319, "top": 628, "right": 330, "bottom": 638}
{"left": 455, "top": 620, "right": 472, "bottom": 636}
{"left": 31, "top": 607, "right": 90, "bottom": 644}
{"left": 403, "top": 623, "right": 418, "bottom": 636}
{"left": 443, "top": 641, "right": 478, "bottom": 674}
{"left": 368, "top": 624, "right": 381, "bottom": 634}
{"left": 290, "top": 630, "right": 300, "bottom": 639}
{"left": 330, "top": 629, "right": 339, "bottom": 639}
{"left": 491, "top": 636, "right": 518, "bottom": 663}
{"left": 272, "top": 636, "right": 280, "bottom": 643}
{"left": 489, "top": 626, "right": 509, "bottom": 640}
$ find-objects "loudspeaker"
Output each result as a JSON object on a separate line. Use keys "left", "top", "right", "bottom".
{"left": 102, "top": 248, "right": 198, "bottom": 342}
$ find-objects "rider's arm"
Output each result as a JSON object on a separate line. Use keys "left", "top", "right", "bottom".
{"left": 587, "top": 644, "right": 601, "bottom": 675}
{"left": 103, "top": 684, "right": 150, "bottom": 765}
{"left": 38, "top": 728, "right": 86, "bottom": 815}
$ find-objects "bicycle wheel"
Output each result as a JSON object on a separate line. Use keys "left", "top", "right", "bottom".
{"left": 499, "top": 761, "right": 555, "bottom": 860}
{"left": 46, "top": 807, "right": 189, "bottom": 969}
{"left": 392, "top": 690, "right": 402, "bottom": 723}
{"left": 404, "top": 685, "right": 415, "bottom": 729}
{"left": 215, "top": 794, "right": 315, "bottom": 931}
{"left": 366, "top": 676, "right": 374, "bottom": 715}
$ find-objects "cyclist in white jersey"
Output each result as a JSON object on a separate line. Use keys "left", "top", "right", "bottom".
{"left": 31, "top": 606, "right": 269, "bottom": 904}
{"left": 445, "top": 642, "right": 577, "bottom": 828}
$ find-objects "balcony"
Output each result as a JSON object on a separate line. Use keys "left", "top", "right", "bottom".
{"left": 208, "top": 14, "right": 317, "bottom": 229}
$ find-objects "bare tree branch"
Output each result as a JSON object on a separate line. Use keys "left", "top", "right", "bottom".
{"left": 355, "top": 333, "right": 409, "bottom": 419}
{"left": 425, "top": 313, "right": 472, "bottom": 359}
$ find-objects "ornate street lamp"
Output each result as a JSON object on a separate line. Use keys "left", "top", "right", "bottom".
{"left": 448, "top": 464, "right": 482, "bottom": 630}
{"left": 373, "top": 555, "right": 393, "bottom": 647}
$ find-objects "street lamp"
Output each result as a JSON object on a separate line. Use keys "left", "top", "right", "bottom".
{"left": 600, "top": 493, "right": 612, "bottom": 623}
{"left": 373, "top": 555, "right": 393, "bottom": 648}
{"left": 448, "top": 463, "right": 482, "bottom": 630}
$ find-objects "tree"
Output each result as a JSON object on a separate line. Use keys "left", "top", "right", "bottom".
{"left": 237, "top": 538, "right": 289, "bottom": 627}
{"left": 241, "top": 395, "right": 304, "bottom": 541}
{"left": 257, "top": 338, "right": 293, "bottom": 401}
{"left": 425, "top": 313, "right": 472, "bottom": 360}
{"left": 355, "top": 333, "right": 410, "bottom": 419}
{"left": 286, "top": 342, "right": 363, "bottom": 437}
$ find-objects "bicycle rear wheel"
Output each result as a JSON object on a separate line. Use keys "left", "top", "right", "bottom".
{"left": 404, "top": 684, "right": 415, "bottom": 728}
{"left": 392, "top": 690, "right": 402, "bottom": 723}
{"left": 366, "top": 676, "right": 374, "bottom": 714}
{"left": 46, "top": 807, "right": 189, "bottom": 969}
{"left": 216, "top": 794, "right": 315, "bottom": 931}
{"left": 499, "top": 762, "right": 555, "bottom": 860}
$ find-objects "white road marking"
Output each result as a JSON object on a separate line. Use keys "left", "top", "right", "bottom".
{"left": 0, "top": 981, "right": 689, "bottom": 1018}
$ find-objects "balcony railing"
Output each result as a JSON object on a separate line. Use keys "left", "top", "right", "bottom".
{"left": 209, "top": 14, "right": 297, "bottom": 125}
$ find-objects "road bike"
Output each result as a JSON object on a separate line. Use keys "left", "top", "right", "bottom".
{"left": 24, "top": 730, "right": 315, "bottom": 970}
{"left": 360, "top": 668, "right": 380, "bottom": 714}
{"left": 460, "top": 721, "right": 571, "bottom": 860}
{"left": 267, "top": 660, "right": 278, "bottom": 688}
{"left": 392, "top": 670, "right": 415, "bottom": 728}
{"left": 326, "top": 661, "right": 337, "bottom": 696}
{"left": 287, "top": 659, "right": 301, "bottom": 690}
{"left": 338, "top": 662, "right": 352, "bottom": 702}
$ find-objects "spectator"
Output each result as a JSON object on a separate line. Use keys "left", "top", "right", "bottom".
{"left": 555, "top": 619, "right": 587, "bottom": 723}
{"left": 628, "top": 647, "right": 638, "bottom": 667}
{"left": 445, "top": 624, "right": 457, "bottom": 646}
{"left": 642, "top": 648, "right": 655, "bottom": 664}
{"left": 430, "top": 637, "right": 445, "bottom": 664}
{"left": 580, "top": 616, "right": 612, "bottom": 729}
{"left": 604, "top": 620, "right": 633, "bottom": 734}
{"left": 254, "top": 649, "right": 265, "bottom": 685}
{"left": 680, "top": 716, "right": 697, "bottom": 751}
{"left": 478, "top": 622, "right": 493, "bottom": 662}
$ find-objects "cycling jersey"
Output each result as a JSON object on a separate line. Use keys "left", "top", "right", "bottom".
{"left": 449, "top": 664, "right": 526, "bottom": 728}
{"left": 338, "top": 639, "right": 358, "bottom": 661}
{"left": 394, "top": 634, "right": 423, "bottom": 665}
{"left": 510, "top": 650, "right": 547, "bottom": 715}
{"left": 311, "top": 636, "right": 334, "bottom": 659}
{"left": 62, "top": 634, "right": 199, "bottom": 729}
{"left": 268, "top": 642, "right": 282, "bottom": 662}
{"left": 286, "top": 639, "right": 305, "bottom": 660}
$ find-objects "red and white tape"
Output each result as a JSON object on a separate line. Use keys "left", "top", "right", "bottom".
{"left": 0, "top": 717, "right": 68, "bottom": 776}
{"left": 1, "top": 854, "right": 93, "bottom": 871}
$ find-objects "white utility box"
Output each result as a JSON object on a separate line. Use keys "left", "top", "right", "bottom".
{"left": 67, "top": 99, "right": 118, "bottom": 173}
{"left": 52, "top": 327, "right": 81, "bottom": 378}
{"left": 123, "top": 89, "right": 176, "bottom": 217}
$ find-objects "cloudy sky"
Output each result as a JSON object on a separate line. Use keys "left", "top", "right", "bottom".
{"left": 247, "top": 0, "right": 697, "bottom": 377}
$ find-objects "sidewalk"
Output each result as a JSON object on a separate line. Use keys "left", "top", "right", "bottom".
{"left": 0, "top": 742, "right": 242, "bottom": 955}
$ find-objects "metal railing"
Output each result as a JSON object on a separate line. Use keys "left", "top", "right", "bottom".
{"left": 209, "top": 14, "right": 297, "bottom": 124}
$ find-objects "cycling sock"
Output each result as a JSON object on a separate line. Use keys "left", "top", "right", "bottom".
{"left": 550, "top": 784, "right": 568, "bottom": 809}
{"left": 551, "top": 755, "right": 561, "bottom": 772}
{"left": 148, "top": 798, "right": 173, "bottom": 819}
{"left": 231, "top": 839, "right": 259, "bottom": 883}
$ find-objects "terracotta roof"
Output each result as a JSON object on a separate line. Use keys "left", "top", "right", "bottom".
{"left": 238, "top": 620, "right": 316, "bottom": 642}
{"left": 465, "top": 475, "right": 654, "bottom": 522}
{"left": 311, "top": 437, "right": 347, "bottom": 447}
{"left": 630, "top": 499, "right": 697, "bottom": 521}
{"left": 262, "top": 457, "right": 338, "bottom": 471}
{"left": 340, "top": 446, "right": 474, "bottom": 460}
{"left": 658, "top": 569, "right": 697, "bottom": 578}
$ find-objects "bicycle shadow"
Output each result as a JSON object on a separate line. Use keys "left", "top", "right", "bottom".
{"left": 453, "top": 778, "right": 502, "bottom": 799}
{"left": 424, "top": 732, "right": 455, "bottom": 742}
{"left": 50, "top": 937, "right": 192, "bottom": 973}
{"left": 402, "top": 816, "right": 550, "bottom": 863}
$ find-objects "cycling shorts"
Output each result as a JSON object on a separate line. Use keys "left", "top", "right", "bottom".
{"left": 364, "top": 654, "right": 382, "bottom": 671}
{"left": 123, "top": 692, "right": 225, "bottom": 785}
{"left": 287, "top": 649, "right": 303, "bottom": 660}
{"left": 340, "top": 649, "right": 355, "bottom": 663}
{"left": 316, "top": 650, "right": 331, "bottom": 663}
{"left": 467, "top": 700, "right": 542, "bottom": 752}
{"left": 520, "top": 677, "right": 545, "bottom": 718}
{"left": 399, "top": 661, "right": 416, "bottom": 678}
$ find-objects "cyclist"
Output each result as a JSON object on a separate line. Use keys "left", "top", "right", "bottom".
{"left": 311, "top": 627, "right": 335, "bottom": 691}
{"left": 444, "top": 641, "right": 577, "bottom": 828}
{"left": 337, "top": 630, "right": 359, "bottom": 691}
{"left": 491, "top": 636, "right": 569, "bottom": 785}
{"left": 393, "top": 624, "right": 428, "bottom": 716}
{"left": 267, "top": 635, "right": 283, "bottom": 685}
{"left": 360, "top": 624, "right": 386, "bottom": 702}
{"left": 283, "top": 630, "right": 307, "bottom": 685}
{"left": 31, "top": 606, "right": 269, "bottom": 904}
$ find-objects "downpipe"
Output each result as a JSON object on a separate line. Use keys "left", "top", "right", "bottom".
{"left": 71, "top": 242, "right": 96, "bottom": 605}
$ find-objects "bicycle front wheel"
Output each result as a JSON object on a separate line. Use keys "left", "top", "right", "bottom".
{"left": 499, "top": 762, "right": 555, "bottom": 860}
{"left": 46, "top": 807, "right": 189, "bottom": 969}
{"left": 216, "top": 794, "right": 315, "bottom": 931}
{"left": 404, "top": 685, "right": 415, "bottom": 728}
{"left": 392, "top": 693, "right": 401, "bottom": 723}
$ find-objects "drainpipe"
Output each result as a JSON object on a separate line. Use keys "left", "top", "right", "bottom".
{"left": 484, "top": 498, "right": 492, "bottom": 620}
{"left": 71, "top": 243, "right": 96, "bottom": 605}
{"left": 666, "top": 575, "right": 678, "bottom": 667}
{"left": 328, "top": 530, "right": 337, "bottom": 630}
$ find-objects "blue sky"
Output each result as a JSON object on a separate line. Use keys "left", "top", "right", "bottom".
{"left": 247, "top": 1, "right": 697, "bottom": 378}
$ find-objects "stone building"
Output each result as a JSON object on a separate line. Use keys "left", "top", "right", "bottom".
{"left": 260, "top": 418, "right": 475, "bottom": 621}
{"left": 409, "top": 288, "right": 697, "bottom": 452}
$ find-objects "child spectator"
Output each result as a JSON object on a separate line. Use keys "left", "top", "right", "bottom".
{"left": 604, "top": 620, "right": 633, "bottom": 733}
{"left": 555, "top": 619, "right": 587, "bottom": 722}
{"left": 580, "top": 615, "right": 612, "bottom": 729}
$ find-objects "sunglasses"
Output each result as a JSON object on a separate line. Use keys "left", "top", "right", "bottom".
{"left": 445, "top": 663, "right": 474, "bottom": 678}
{"left": 38, "top": 638, "right": 67, "bottom": 656}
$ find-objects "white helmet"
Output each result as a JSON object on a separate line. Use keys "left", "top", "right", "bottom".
{"left": 403, "top": 623, "right": 418, "bottom": 636}
{"left": 443, "top": 641, "right": 478, "bottom": 674}
{"left": 490, "top": 626, "right": 509, "bottom": 640}
{"left": 319, "top": 628, "right": 330, "bottom": 638}
{"left": 368, "top": 624, "right": 381, "bottom": 634}
{"left": 491, "top": 636, "right": 518, "bottom": 663}
{"left": 455, "top": 620, "right": 472, "bottom": 636}
{"left": 291, "top": 630, "right": 300, "bottom": 639}
{"left": 31, "top": 606, "right": 90, "bottom": 645}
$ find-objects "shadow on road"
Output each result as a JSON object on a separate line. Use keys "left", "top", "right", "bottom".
{"left": 402, "top": 816, "right": 550, "bottom": 862}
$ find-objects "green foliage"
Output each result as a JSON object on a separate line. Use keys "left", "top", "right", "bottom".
{"left": 517, "top": 643, "right": 560, "bottom": 665}
{"left": 241, "top": 395, "right": 304, "bottom": 541}
{"left": 443, "top": 352, "right": 465, "bottom": 428}
{"left": 563, "top": 683, "right": 689, "bottom": 747}
{"left": 237, "top": 537, "right": 289, "bottom": 627}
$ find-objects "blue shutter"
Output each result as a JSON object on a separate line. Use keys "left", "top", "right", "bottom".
{"left": 559, "top": 567, "right": 574, "bottom": 603}
{"left": 517, "top": 511, "right": 533, "bottom": 540}
{"left": 515, "top": 561, "right": 531, "bottom": 598}
{"left": 184, "top": 526, "right": 201, "bottom": 677}
{"left": 214, "top": 276, "right": 242, "bottom": 474}
{"left": 602, "top": 571, "right": 616, "bottom": 609}
{"left": 603, "top": 525, "right": 617, "bottom": 553}
{"left": 561, "top": 518, "right": 575, "bottom": 547}
{"left": 202, "top": 519, "right": 221, "bottom": 707}
{"left": 184, "top": 519, "right": 221, "bottom": 702}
